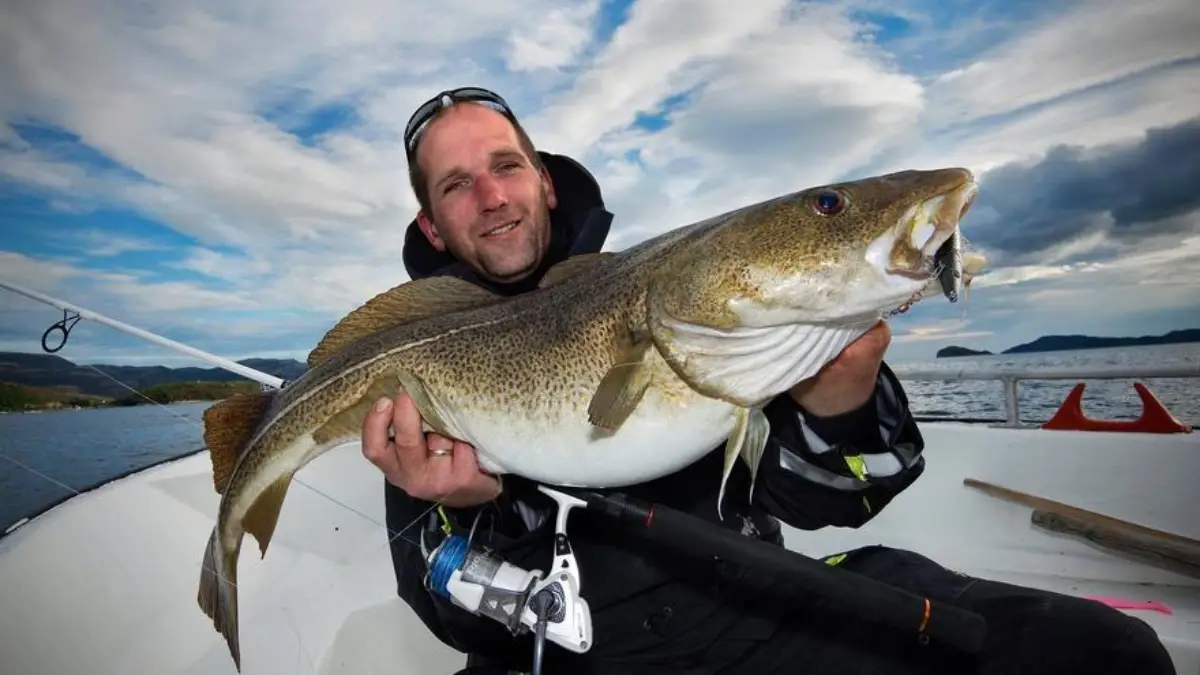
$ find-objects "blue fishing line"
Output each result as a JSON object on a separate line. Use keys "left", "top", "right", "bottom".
{"left": 429, "top": 535, "right": 469, "bottom": 597}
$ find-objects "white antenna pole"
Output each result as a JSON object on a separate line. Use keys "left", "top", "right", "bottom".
{"left": 0, "top": 278, "right": 286, "bottom": 389}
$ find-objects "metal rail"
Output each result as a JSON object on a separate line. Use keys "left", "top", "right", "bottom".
{"left": 891, "top": 363, "right": 1200, "bottom": 428}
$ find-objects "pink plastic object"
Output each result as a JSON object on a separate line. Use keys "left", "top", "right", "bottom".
{"left": 1082, "top": 595, "right": 1174, "bottom": 615}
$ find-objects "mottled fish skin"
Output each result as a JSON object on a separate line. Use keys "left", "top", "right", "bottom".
{"left": 196, "top": 167, "right": 979, "bottom": 671}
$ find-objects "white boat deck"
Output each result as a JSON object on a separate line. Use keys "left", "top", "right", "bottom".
{"left": 1, "top": 422, "right": 1197, "bottom": 675}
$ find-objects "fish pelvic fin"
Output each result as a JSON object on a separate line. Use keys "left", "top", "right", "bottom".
{"left": 538, "top": 252, "right": 615, "bottom": 289}
{"left": 244, "top": 472, "right": 296, "bottom": 558}
{"left": 587, "top": 333, "right": 654, "bottom": 431}
{"left": 307, "top": 276, "right": 503, "bottom": 369}
{"left": 198, "top": 527, "right": 242, "bottom": 672}
{"left": 203, "top": 391, "right": 275, "bottom": 495}
{"left": 718, "top": 407, "right": 770, "bottom": 520}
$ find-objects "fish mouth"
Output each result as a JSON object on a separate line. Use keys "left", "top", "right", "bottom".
{"left": 867, "top": 175, "right": 978, "bottom": 317}
{"left": 885, "top": 178, "right": 977, "bottom": 285}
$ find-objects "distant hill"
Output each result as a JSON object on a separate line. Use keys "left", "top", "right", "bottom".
{"left": 0, "top": 351, "right": 307, "bottom": 398}
{"left": 1002, "top": 329, "right": 1200, "bottom": 354}
{"left": 935, "top": 328, "right": 1200, "bottom": 358}
{"left": 936, "top": 346, "right": 993, "bottom": 358}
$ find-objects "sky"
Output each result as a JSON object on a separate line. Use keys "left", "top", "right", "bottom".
{"left": 1, "top": 0, "right": 1198, "bottom": 368}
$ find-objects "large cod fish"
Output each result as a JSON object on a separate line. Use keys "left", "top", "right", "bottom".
{"left": 198, "top": 167, "right": 985, "bottom": 670}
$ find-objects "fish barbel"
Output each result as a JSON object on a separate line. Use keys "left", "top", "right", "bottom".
{"left": 197, "top": 167, "right": 982, "bottom": 670}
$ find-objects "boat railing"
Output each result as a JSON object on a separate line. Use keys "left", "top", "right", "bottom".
{"left": 890, "top": 363, "right": 1200, "bottom": 428}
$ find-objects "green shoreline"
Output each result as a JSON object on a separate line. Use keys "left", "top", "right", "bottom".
{"left": 0, "top": 380, "right": 261, "bottom": 413}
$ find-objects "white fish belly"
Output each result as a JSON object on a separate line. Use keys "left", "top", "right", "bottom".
{"left": 467, "top": 394, "right": 740, "bottom": 488}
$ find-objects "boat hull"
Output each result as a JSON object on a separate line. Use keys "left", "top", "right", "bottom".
{"left": 1, "top": 423, "right": 1197, "bottom": 675}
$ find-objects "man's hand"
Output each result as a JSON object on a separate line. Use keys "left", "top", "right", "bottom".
{"left": 789, "top": 321, "right": 891, "bottom": 418}
{"left": 362, "top": 392, "right": 502, "bottom": 508}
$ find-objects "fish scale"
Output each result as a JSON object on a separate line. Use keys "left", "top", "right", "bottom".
{"left": 195, "top": 167, "right": 984, "bottom": 671}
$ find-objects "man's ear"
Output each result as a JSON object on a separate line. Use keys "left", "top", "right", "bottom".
{"left": 416, "top": 210, "right": 446, "bottom": 251}
{"left": 539, "top": 166, "right": 558, "bottom": 210}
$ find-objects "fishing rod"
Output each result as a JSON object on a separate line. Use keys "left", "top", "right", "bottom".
{"left": 562, "top": 487, "right": 987, "bottom": 653}
{"left": 427, "top": 484, "right": 987, "bottom": 675}
{"left": 0, "top": 277, "right": 285, "bottom": 389}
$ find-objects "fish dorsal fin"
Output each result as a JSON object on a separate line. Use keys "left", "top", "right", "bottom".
{"left": 307, "top": 276, "right": 502, "bottom": 368}
{"left": 203, "top": 391, "right": 275, "bottom": 494}
{"left": 538, "top": 252, "right": 614, "bottom": 289}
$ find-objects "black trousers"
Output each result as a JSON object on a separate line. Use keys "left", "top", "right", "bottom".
{"left": 720, "top": 545, "right": 1177, "bottom": 675}
{"left": 454, "top": 545, "right": 1177, "bottom": 675}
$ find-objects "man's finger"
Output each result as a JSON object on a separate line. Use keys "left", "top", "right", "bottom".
{"left": 390, "top": 392, "right": 427, "bottom": 465}
{"left": 426, "top": 434, "right": 456, "bottom": 461}
{"left": 450, "top": 440, "right": 487, "bottom": 487}
{"left": 362, "top": 396, "right": 399, "bottom": 472}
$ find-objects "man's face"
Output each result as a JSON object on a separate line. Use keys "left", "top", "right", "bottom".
{"left": 414, "top": 103, "right": 557, "bottom": 284}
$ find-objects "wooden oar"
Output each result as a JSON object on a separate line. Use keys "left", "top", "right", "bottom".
{"left": 963, "top": 478, "right": 1200, "bottom": 580}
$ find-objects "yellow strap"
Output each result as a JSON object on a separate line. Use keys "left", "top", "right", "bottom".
{"left": 436, "top": 505, "right": 452, "bottom": 536}
{"left": 843, "top": 454, "right": 868, "bottom": 481}
{"left": 824, "top": 553, "right": 847, "bottom": 566}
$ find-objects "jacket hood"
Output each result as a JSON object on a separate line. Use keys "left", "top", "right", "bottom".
{"left": 401, "top": 152, "right": 612, "bottom": 285}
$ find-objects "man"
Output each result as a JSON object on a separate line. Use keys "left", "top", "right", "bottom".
{"left": 362, "top": 87, "right": 1176, "bottom": 675}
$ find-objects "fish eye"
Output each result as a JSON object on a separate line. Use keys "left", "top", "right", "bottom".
{"left": 808, "top": 189, "right": 847, "bottom": 216}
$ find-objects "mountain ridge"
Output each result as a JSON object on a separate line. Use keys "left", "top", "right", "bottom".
{"left": 936, "top": 328, "right": 1200, "bottom": 358}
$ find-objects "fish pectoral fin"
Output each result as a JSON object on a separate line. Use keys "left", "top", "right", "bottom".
{"left": 587, "top": 334, "right": 653, "bottom": 431}
{"left": 538, "top": 252, "right": 615, "bottom": 289}
{"left": 718, "top": 407, "right": 770, "bottom": 519}
{"left": 313, "top": 375, "right": 403, "bottom": 445}
{"left": 312, "top": 370, "right": 455, "bottom": 448}
{"left": 395, "top": 369, "right": 454, "bottom": 436}
{"left": 307, "top": 276, "right": 503, "bottom": 369}
{"left": 203, "top": 391, "right": 276, "bottom": 495}
{"left": 244, "top": 473, "right": 295, "bottom": 559}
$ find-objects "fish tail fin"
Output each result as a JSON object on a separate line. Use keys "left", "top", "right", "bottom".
{"left": 198, "top": 527, "right": 242, "bottom": 672}
{"left": 203, "top": 391, "right": 276, "bottom": 495}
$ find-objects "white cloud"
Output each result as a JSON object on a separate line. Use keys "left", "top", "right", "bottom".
{"left": 526, "top": 0, "right": 797, "bottom": 158}
{"left": 0, "top": 0, "right": 1196, "bottom": 365}
{"left": 892, "top": 319, "right": 993, "bottom": 344}
{"left": 536, "top": 0, "right": 926, "bottom": 241}
{"left": 905, "top": 60, "right": 1200, "bottom": 177}
{"left": 926, "top": 0, "right": 1200, "bottom": 124}
{"left": 506, "top": 1, "right": 602, "bottom": 72}
{"left": 0, "top": 251, "right": 260, "bottom": 315}
{"left": 967, "top": 235, "right": 1200, "bottom": 318}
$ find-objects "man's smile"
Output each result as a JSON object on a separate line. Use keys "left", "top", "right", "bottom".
{"left": 483, "top": 219, "right": 521, "bottom": 238}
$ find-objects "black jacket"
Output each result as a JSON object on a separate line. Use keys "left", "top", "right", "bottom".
{"left": 385, "top": 152, "right": 927, "bottom": 673}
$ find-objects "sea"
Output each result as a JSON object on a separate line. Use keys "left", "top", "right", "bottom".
{"left": 1, "top": 343, "right": 1197, "bottom": 533}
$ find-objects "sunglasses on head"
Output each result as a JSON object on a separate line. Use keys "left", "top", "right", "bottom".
{"left": 403, "top": 87, "right": 517, "bottom": 158}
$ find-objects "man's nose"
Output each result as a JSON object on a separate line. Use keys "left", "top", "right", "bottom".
{"left": 474, "top": 174, "right": 507, "bottom": 211}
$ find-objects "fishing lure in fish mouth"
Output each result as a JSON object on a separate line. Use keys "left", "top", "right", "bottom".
{"left": 935, "top": 230, "right": 964, "bottom": 302}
